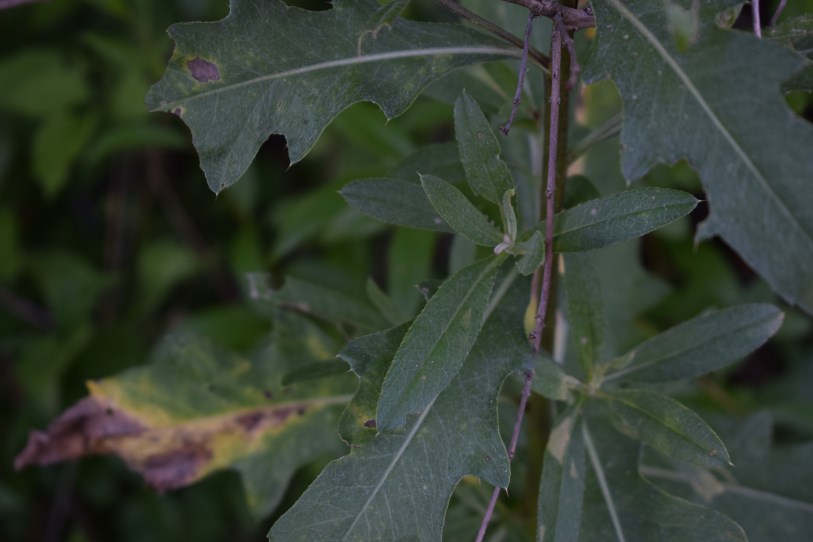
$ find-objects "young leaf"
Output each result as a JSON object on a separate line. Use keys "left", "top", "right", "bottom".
{"left": 420, "top": 173, "right": 503, "bottom": 246}
{"left": 552, "top": 188, "right": 698, "bottom": 252}
{"left": 340, "top": 178, "right": 451, "bottom": 232}
{"left": 564, "top": 252, "right": 604, "bottom": 377}
{"left": 454, "top": 90, "right": 515, "bottom": 203}
{"left": 515, "top": 230, "right": 545, "bottom": 276}
{"left": 580, "top": 419, "right": 746, "bottom": 542}
{"left": 538, "top": 409, "right": 587, "bottom": 542}
{"left": 587, "top": 0, "right": 813, "bottom": 312}
{"left": 270, "top": 279, "right": 531, "bottom": 541}
{"left": 15, "top": 314, "right": 355, "bottom": 519}
{"left": 607, "top": 390, "right": 730, "bottom": 468}
{"left": 146, "top": 0, "right": 519, "bottom": 193}
{"left": 376, "top": 255, "right": 503, "bottom": 431}
{"left": 605, "top": 304, "right": 783, "bottom": 383}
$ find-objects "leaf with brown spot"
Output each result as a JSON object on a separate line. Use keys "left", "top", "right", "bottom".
{"left": 15, "top": 312, "right": 356, "bottom": 518}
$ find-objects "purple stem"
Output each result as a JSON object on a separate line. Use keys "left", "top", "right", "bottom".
{"left": 770, "top": 0, "right": 787, "bottom": 26}
{"left": 475, "top": 12, "right": 566, "bottom": 541}
{"left": 502, "top": 13, "right": 536, "bottom": 135}
{"left": 753, "top": 0, "right": 762, "bottom": 38}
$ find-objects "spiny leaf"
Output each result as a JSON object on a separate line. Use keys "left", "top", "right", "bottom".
{"left": 579, "top": 417, "right": 746, "bottom": 542}
{"left": 455, "top": 90, "right": 515, "bottom": 203}
{"left": 606, "top": 390, "right": 730, "bottom": 468}
{"left": 551, "top": 188, "right": 698, "bottom": 252}
{"left": 15, "top": 313, "right": 355, "bottom": 519}
{"left": 605, "top": 304, "right": 783, "bottom": 383}
{"left": 269, "top": 278, "right": 531, "bottom": 541}
{"left": 586, "top": 0, "right": 813, "bottom": 312}
{"left": 538, "top": 408, "right": 587, "bottom": 542}
{"left": 146, "top": 0, "right": 519, "bottom": 193}
{"left": 376, "top": 255, "right": 503, "bottom": 431}
{"left": 421, "top": 173, "right": 503, "bottom": 246}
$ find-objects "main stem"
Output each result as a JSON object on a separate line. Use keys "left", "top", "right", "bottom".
{"left": 475, "top": 13, "right": 567, "bottom": 542}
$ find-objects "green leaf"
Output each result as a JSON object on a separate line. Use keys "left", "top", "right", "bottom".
{"left": 421, "top": 174, "right": 502, "bottom": 246}
{"left": 515, "top": 230, "right": 545, "bottom": 276}
{"left": 247, "top": 272, "right": 386, "bottom": 333}
{"left": 269, "top": 278, "right": 530, "bottom": 541}
{"left": 376, "top": 255, "right": 503, "bottom": 431}
{"left": 641, "top": 413, "right": 813, "bottom": 542}
{"left": 605, "top": 304, "right": 784, "bottom": 383}
{"left": 565, "top": 252, "right": 604, "bottom": 376}
{"left": 340, "top": 177, "right": 451, "bottom": 232}
{"left": 0, "top": 50, "right": 89, "bottom": 118}
{"left": 15, "top": 313, "right": 355, "bottom": 519}
{"left": 530, "top": 354, "right": 577, "bottom": 402}
{"left": 146, "top": 0, "right": 519, "bottom": 193}
{"left": 538, "top": 409, "right": 587, "bottom": 542}
{"left": 32, "top": 112, "right": 97, "bottom": 197}
{"left": 366, "top": 278, "right": 405, "bottom": 325}
{"left": 552, "top": 188, "right": 698, "bottom": 252}
{"left": 580, "top": 418, "right": 746, "bottom": 542}
{"left": 454, "top": 90, "right": 515, "bottom": 203}
{"left": 767, "top": 14, "right": 813, "bottom": 50}
{"left": 587, "top": 0, "right": 813, "bottom": 312}
{"left": 337, "top": 324, "right": 411, "bottom": 446}
{"left": 388, "top": 228, "right": 435, "bottom": 319}
{"left": 607, "top": 390, "right": 730, "bottom": 468}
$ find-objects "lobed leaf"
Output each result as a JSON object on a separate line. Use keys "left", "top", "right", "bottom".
{"left": 421, "top": 173, "right": 503, "bottom": 246}
{"left": 552, "top": 188, "right": 698, "bottom": 252}
{"left": 376, "top": 255, "right": 503, "bottom": 431}
{"left": 270, "top": 278, "right": 532, "bottom": 541}
{"left": 454, "top": 90, "right": 515, "bottom": 203}
{"left": 606, "top": 390, "right": 730, "bottom": 468}
{"left": 146, "top": 0, "right": 519, "bottom": 193}
{"left": 605, "top": 304, "right": 783, "bottom": 383}
{"left": 587, "top": 0, "right": 813, "bottom": 312}
{"left": 15, "top": 314, "right": 355, "bottom": 518}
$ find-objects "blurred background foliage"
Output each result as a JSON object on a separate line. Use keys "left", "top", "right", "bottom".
{"left": 0, "top": 0, "right": 811, "bottom": 541}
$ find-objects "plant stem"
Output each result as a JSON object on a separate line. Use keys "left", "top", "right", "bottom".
{"left": 500, "top": 0, "right": 595, "bottom": 30}
{"left": 770, "top": 0, "right": 787, "bottom": 26}
{"left": 502, "top": 13, "right": 536, "bottom": 135}
{"left": 436, "top": 0, "right": 550, "bottom": 70}
{"left": 475, "top": 10, "right": 569, "bottom": 540}
{"left": 752, "top": 0, "right": 762, "bottom": 38}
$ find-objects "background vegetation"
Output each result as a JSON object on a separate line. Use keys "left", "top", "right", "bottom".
{"left": 1, "top": 1, "right": 811, "bottom": 541}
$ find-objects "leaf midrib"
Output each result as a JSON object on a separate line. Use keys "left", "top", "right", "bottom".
{"left": 153, "top": 47, "right": 522, "bottom": 110}
{"left": 606, "top": 0, "right": 809, "bottom": 241}
{"left": 605, "top": 309, "right": 778, "bottom": 382}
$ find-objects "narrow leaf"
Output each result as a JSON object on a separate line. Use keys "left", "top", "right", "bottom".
{"left": 146, "top": 0, "right": 518, "bottom": 193}
{"left": 580, "top": 418, "right": 746, "bottom": 542}
{"left": 270, "top": 279, "right": 531, "bottom": 541}
{"left": 607, "top": 390, "right": 730, "bottom": 468}
{"left": 340, "top": 178, "right": 451, "bottom": 232}
{"left": 454, "top": 90, "right": 515, "bottom": 203}
{"left": 376, "top": 255, "right": 502, "bottom": 431}
{"left": 565, "top": 252, "right": 604, "bottom": 376}
{"left": 538, "top": 409, "right": 587, "bottom": 542}
{"left": 421, "top": 173, "right": 502, "bottom": 246}
{"left": 606, "top": 304, "right": 783, "bottom": 383}
{"left": 552, "top": 188, "right": 698, "bottom": 252}
{"left": 641, "top": 413, "right": 813, "bottom": 542}
{"left": 587, "top": 0, "right": 813, "bottom": 312}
